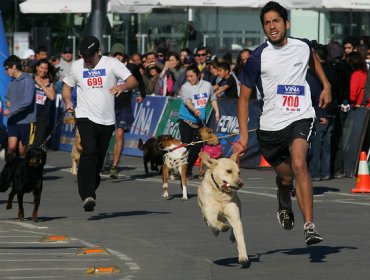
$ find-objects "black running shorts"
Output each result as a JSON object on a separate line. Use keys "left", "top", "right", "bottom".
{"left": 256, "top": 118, "right": 315, "bottom": 167}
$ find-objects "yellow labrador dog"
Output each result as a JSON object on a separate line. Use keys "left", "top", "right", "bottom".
{"left": 197, "top": 152, "right": 249, "bottom": 268}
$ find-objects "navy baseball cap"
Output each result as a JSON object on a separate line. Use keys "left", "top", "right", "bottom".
{"left": 79, "top": 36, "right": 100, "bottom": 56}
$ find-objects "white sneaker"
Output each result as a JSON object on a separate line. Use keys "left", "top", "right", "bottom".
{"left": 83, "top": 197, "right": 95, "bottom": 212}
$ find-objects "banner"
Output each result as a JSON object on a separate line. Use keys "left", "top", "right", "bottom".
{"left": 123, "top": 95, "right": 167, "bottom": 156}
{"left": 208, "top": 99, "right": 261, "bottom": 168}
{"left": 155, "top": 97, "right": 182, "bottom": 140}
{"left": 342, "top": 107, "right": 370, "bottom": 177}
{"left": 58, "top": 111, "right": 75, "bottom": 152}
{"left": 0, "top": 11, "right": 10, "bottom": 126}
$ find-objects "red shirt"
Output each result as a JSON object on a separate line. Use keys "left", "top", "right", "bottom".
{"left": 350, "top": 70, "right": 368, "bottom": 105}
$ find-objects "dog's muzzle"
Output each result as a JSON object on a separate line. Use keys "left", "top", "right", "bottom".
{"left": 222, "top": 178, "right": 244, "bottom": 192}
{"left": 212, "top": 173, "right": 244, "bottom": 193}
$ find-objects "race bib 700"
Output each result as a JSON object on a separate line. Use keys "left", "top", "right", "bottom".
{"left": 276, "top": 85, "right": 305, "bottom": 112}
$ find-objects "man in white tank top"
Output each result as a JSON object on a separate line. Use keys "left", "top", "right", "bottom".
{"left": 62, "top": 36, "right": 138, "bottom": 212}
{"left": 233, "top": 1, "right": 331, "bottom": 246}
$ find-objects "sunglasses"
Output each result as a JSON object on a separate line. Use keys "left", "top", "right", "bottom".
{"left": 195, "top": 53, "right": 207, "bottom": 57}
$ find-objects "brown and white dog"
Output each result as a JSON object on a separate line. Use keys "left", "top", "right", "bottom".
{"left": 64, "top": 116, "right": 82, "bottom": 176}
{"left": 197, "top": 152, "right": 249, "bottom": 268}
{"left": 159, "top": 135, "right": 189, "bottom": 200}
{"left": 198, "top": 127, "right": 223, "bottom": 180}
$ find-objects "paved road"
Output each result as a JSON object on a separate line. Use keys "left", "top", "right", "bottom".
{"left": 0, "top": 150, "right": 369, "bottom": 280}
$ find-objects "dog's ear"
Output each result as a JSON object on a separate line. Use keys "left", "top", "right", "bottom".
{"left": 229, "top": 153, "right": 238, "bottom": 162}
{"left": 199, "top": 152, "right": 217, "bottom": 169}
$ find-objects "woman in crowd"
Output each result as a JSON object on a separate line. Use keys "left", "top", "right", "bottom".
{"left": 347, "top": 51, "right": 368, "bottom": 106}
{"left": 178, "top": 65, "right": 220, "bottom": 179}
{"left": 33, "top": 58, "right": 56, "bottom": 147}
{"left": 156, "top": 52, "right": 184, "bottom": 96}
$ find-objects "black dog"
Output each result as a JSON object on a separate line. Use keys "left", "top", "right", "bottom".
{"left": 6, "top": 147, "right": 47, "bottom": 222}
{"left": 138, "top": 137, "right": 166, "bottom": 174}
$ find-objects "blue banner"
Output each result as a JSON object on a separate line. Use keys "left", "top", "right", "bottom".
{"left": 123, "top": 95, "right": 168, "bottom": 156}
{"left": 0, "top": 11, "right": 10, "bottom": 126}
{"left": 208, "top": 99, "right": 261, "bottom": 168}
{"left": 58, "top": 111, "right": 75, "bottom": 152}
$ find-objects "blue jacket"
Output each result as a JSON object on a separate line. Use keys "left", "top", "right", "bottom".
{"left": 6, "top": 73, "right": 36, "bottom": 125}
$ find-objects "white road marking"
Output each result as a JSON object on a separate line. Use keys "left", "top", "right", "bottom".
{"left": 0, "top": 221, "right": 48, "bottom": 229}
{"left": 4, "top": 276, "right": 66, "bottom": 279}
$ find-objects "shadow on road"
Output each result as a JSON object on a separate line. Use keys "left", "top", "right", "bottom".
{"left": 261, "top": 245, "right": 357, "bottom": 262}
{"left": 313, "top": 186, "right": 340, "bottom": 195}
{"left": 214, "top": 254, "right": 260, "bottom": 268}
{"left": 88, "top": 210, "right": 171, "bottom": 220}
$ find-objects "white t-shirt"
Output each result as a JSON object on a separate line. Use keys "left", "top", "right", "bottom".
{"left": 63, "top": 56, "right": 132, "bottom": 125}
{"left": 239, "top": 37, "right": 316, "bottom": 131}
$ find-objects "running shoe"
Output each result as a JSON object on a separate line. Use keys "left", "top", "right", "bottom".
{"left": 277, "top": 209, "right": 294, "bottom": 230}
{"left": 276, "top": 178, "right": 294, "bottom": 230}
{"left": 304, "top": 222, "right": 323, "bottom": 245}
{"left": 83, "top": 197, "right": 95, "bottom": 212}
{"left": 109, "top": 166, "right": 118, "bottom": 179}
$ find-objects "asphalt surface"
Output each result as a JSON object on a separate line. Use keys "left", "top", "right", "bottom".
{"left": 0, "top": 150, "right": 369, "bottom": 280}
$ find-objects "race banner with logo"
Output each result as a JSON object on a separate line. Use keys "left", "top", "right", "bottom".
{"left": 208, "top": 99, "right": 261, "bottom": 168}
{"left": 155, "top": 97, "right": 182, "bottom": 140}
{"left": 123, "top": 95, "right": 168, "bottom": 156}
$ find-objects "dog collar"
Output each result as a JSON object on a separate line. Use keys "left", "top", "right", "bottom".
{"left": 211, "top": 172, "right": 237, "bottom": 193}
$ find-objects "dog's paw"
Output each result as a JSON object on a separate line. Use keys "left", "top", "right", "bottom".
{"left": 221, "top": 224, "right": 230, "bottom": 232}
{"left": 6, "top": 203, "right": 12, "bottom": 210}
{"left": 211, "top": 227, "right": 220, "bottom": 236}
{"left": 182, "top": 196, "right": 188, "bottom": 201}
{"left": 239, "top": 256, "right": 250, "bottom": 268}
{"left": 32, "top": 211, "right": 38, "bottom": 222}
{"left": 162, "top": 193, "right": 169, "bottom": 200}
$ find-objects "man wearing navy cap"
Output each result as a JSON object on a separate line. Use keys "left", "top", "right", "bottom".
{"left": 62, "top": 35, "right": 138, "bottom": 212}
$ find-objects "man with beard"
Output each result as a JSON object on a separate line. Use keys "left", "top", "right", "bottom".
{"left": 232, "top": 1, "right": 331, "bottom": 245}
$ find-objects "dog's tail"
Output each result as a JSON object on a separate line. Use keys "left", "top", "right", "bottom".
{"left": 138, "top": 139, "right": 144, "bottom": 151}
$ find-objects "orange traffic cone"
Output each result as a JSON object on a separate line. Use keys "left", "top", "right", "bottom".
{"left": 259, "top": 155, "right": 272, "bottom": 169}
{"left": 352, "top": 151, "right": 370, "bottom": 193}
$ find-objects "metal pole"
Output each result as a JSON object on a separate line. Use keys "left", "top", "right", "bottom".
{"left": 103, "top": 34, "right": 111, "bottom": 52}
{"left": 317, "top": 11, "right": 321, "bottom": 43}
{"left": 68, "top": 35, "right": 76, "bottom": 60}
{"left": 14, "top": 0, "right": 18, "bottom": 32}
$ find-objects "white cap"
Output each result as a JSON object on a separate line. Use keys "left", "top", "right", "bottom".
{"left": 21, "top": 49, "right": 35, "bottom": 59}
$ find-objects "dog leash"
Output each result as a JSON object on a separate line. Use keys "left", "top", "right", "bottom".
{"left": 38, "top": 109, "right": 68, "bottom": 151}
{"left": 165, "top": 128, "right": 257, "bottom": 153}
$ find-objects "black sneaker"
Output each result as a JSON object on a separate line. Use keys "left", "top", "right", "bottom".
{"left": 83, "top": 197, "right": 95, "bottom": 212}
{"left": 304, "top": 222, "right": 323, "bottom": 245}
{"left": 277, "top": 209, "right": 294, "bottom": 230}
{"left": 109, "top": 166, "right": 118, "bottom": 179}
{"left": 276, "top": 178, "right": 294, "bottom": 230}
